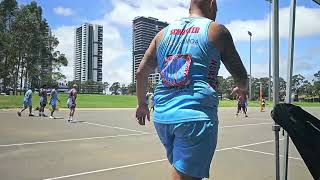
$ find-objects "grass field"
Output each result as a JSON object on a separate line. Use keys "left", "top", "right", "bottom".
{"left": 0, "top": 94, "right": 319, "bottom": 109}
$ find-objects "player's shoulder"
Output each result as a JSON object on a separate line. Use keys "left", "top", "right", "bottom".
{"left": 208, "top": 22, "right": 232, "bottom": 51}
{"left": 155, "top": 28, "right": 166, "bottom": 45}
{"left": 208, "top": 22, "right": 230, "bottom": 37}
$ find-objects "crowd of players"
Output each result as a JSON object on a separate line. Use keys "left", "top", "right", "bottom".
{"left": 17, "top": 85, "right": 265, "bottom": 121}
{"left": 17, "top": 84, "right": 78, "bottom": 122}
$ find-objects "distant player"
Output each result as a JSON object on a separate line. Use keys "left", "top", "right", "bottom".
{"left": 261, "top": 97, "right": 266, "bottom": 112}
{"left": 39, "top": 85, "right": 48, "bottom": 117}
{"left": 67, "top": 84, "right": 77, "bottom": 122}
{"left": 236, "top": 95, "right": 248, "bottom": 117}
{"left": 145, "top": 93, "right": 151, "bottom": 108}
{"left": 17, "top": 88, "right": 34, "bottom": 117}
{"left": 150, "top": 94, "right": 155, "bottom": 112}
{"left": 49, "top": 85, "right": 60, "bottom": 119}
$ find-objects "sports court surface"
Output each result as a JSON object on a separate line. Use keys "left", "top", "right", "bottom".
{"left": 0, "top": 107, "right": 318, "bottom": 180}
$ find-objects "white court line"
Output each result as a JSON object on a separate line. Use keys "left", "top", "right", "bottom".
{"left": 84, "top": 121, "right": 272, "bottom": 134}
{"left": 216, "top": 138, "right": 284, "bottom": 152}
{"left": 220, "top": 122, "right": 272, "bottom": 129}
{"left": 43, "top": 159, "right": 168, "bottom": 180}
{"left": 82, "top": 122, "right": 147, "bottom": 133}
{"left": 234, "top": 147, "right": 302, "bottom": 161}
{"left": 0, "top": 133, "right": 153, "bottom": 148}
{"left": 43, "top": 139, "right": 280, "bottom": 180}
{"left": 0, "top": 122, "right": 271, "bottom": 148}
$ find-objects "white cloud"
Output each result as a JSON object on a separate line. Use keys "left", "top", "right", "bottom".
{"left": 219, "top": 55, "right": 318, "bottom": 81}
{"left": 53, "top": 6, "right": 74, "bottom": 16}
{"left": 108, "top": 0, "right": 188, "bottom": 26}
{"left": 53, "top": 1, "right": 320, "bottom": 84}
{"left": 52, "top": 26, "right": 75, "bottom": 81}
{"left": 52, "top": 19, "right": 131, "bottom": 84}
{"left": 226, "top": 6, "right": 320, "bottom": 42}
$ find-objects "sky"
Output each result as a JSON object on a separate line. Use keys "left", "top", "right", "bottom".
{"left": 17, "top": 0, "right": 320, "bottom": 84}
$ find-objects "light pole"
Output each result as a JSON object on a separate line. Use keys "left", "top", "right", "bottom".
{"left": 266, "top": 0, "right": 272, "bottom": 101}
{"left": 248, "top": 31, "right": 252, "bottom": 100}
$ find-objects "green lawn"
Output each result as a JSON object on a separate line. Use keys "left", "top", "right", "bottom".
{"left": 0, "top": 94, "right": 319, "bottom": 109}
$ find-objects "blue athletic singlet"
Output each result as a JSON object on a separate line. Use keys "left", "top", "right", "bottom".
{"left": 50, "top": 89, "right": 58, "bottom": 105}
{"left": 153, "top": 17, "right": 221, "bottom": 124}
{"left": 24, "top": 89, "right": 32, "bottom": 102}
{"left": 68, "top": 89, "right": 76, "bottom": 102}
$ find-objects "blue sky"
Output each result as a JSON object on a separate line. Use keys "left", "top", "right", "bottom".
{"left": 17, "top": 0, "right": 320, "bottom": 84}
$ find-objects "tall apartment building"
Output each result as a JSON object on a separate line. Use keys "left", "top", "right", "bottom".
{"left": 132, "top": 16, "right": 168, "bottom": 84}
{"left": 74, "top": 23, "right": 103, "bottom": 82}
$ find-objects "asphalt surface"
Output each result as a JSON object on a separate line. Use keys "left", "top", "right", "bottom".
{"left": 0, "top": 107, "right": 318, "bottom": 180}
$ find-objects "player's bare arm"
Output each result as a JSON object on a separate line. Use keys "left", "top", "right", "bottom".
{"left": 135, "top": 30, "right": 162, "bottom": 124}
{"left": 209, "top": 23, "right": 248, "bottom": 94}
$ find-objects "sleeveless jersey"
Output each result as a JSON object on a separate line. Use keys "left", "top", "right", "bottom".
{"left": 68, "top": 88, "right": 77, "bottom": 104}
{"left": 153, "top": 17, "right": 221, "bottom": 124}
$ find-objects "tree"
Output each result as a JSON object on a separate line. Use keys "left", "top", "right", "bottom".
{"left": 216, "top": 76, "right": 224, "bottom": 98}
{"left": 278, "top": 77, "right": 287, "bottom": 101}
{"left": 0, "top": 0, "right": 68, "bottom": 94}
{"left": 120, "top": 84, "right": 128, "bottom": 95}
{"left": 67, "top": 80, "right": 81, "bottom": 90}
{"left": 109, "top": 82, "right": 120, "bottom": 95}
{"left": 103, "top": 82, "right": 109, "bottom": 93}
{"left": 127, "top": 83, "right": 136, "bottom": 95}
{"left": 300, "top": 80, "right": 314, "bottom": 98}
{"left": 250, "top": 77, "right": 269, "bottom": 100}
{"left": 223, "top": 76, "right": 235, "bottom": 99}
{"left": 291, "top": 74, "right": 305, "bottom": 98}
{"left": 314, "top": 70, "right": 320, "bottom": 99}
{"left": 0, "top": 0, "right": 18, "bottom": 93}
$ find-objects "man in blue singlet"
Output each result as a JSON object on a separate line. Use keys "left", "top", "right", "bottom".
{"left": 49, "top": 85, "right": 60, "bottom": 119}
{"left": 17, "top": 88, "right": 34, "bottom": 117}
{"left": 135, "top": 0, "right": 248, "bottom": 179}
{"left": 67, "top": 84, "right": 77, "bottom": 122}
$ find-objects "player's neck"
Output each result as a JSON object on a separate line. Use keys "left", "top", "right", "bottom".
{"left": 189, "top": 9, "right": 206, "bottom": 18}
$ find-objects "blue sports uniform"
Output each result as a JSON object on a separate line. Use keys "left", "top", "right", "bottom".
{"left": 153, "top": 17, "right": 221, "bottom": 178}
{"left": 50, "top": 89, "right": 58, "bottom": 109}
{"left": 23, "top": 89, "right": 33, "bottom": 108}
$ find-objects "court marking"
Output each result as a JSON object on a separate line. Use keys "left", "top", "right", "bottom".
{"left": 82, "top": 122, "right": 147, "bottom": 133}
{"left": 0, "top": 122, "right": 272, "bottom": 148}
{"left": 43, "top": 139, "right": 281, "bottom": 180}
{"left": 0, "top": 133, "right": 153, "bottom": 148}
{"left": 220, "top": 122, "right": 272, "bottom": 129}
{"left": 234, "top": 147, "right": 302, "bottom": 161}
{"left": 84, "top": 121, "right": 272, "bottom": 133}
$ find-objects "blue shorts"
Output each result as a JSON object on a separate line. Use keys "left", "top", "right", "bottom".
{"left": 154, "top": 120, "right": 218, "bottom": 178}
{"left": 23, "top": 100, "right": 32, "bottom": 108}
{"left": 51, "top": 103, "right": 56, "bottom": 109}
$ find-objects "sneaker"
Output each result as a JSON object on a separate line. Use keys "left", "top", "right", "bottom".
{"left": 29, "top": 114, "right": 34, "bottom": 117}
{"left": 49, "top": 116, "right": 55, "bottom": 119}
{"left": 245, "top": 115, "right": 248, "bottom": 117}
{"left": 17, "top": 112, "right": 21, "bottom": 117}
{"left": 42, "top": 114, "right": 48, "bottom": 117}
